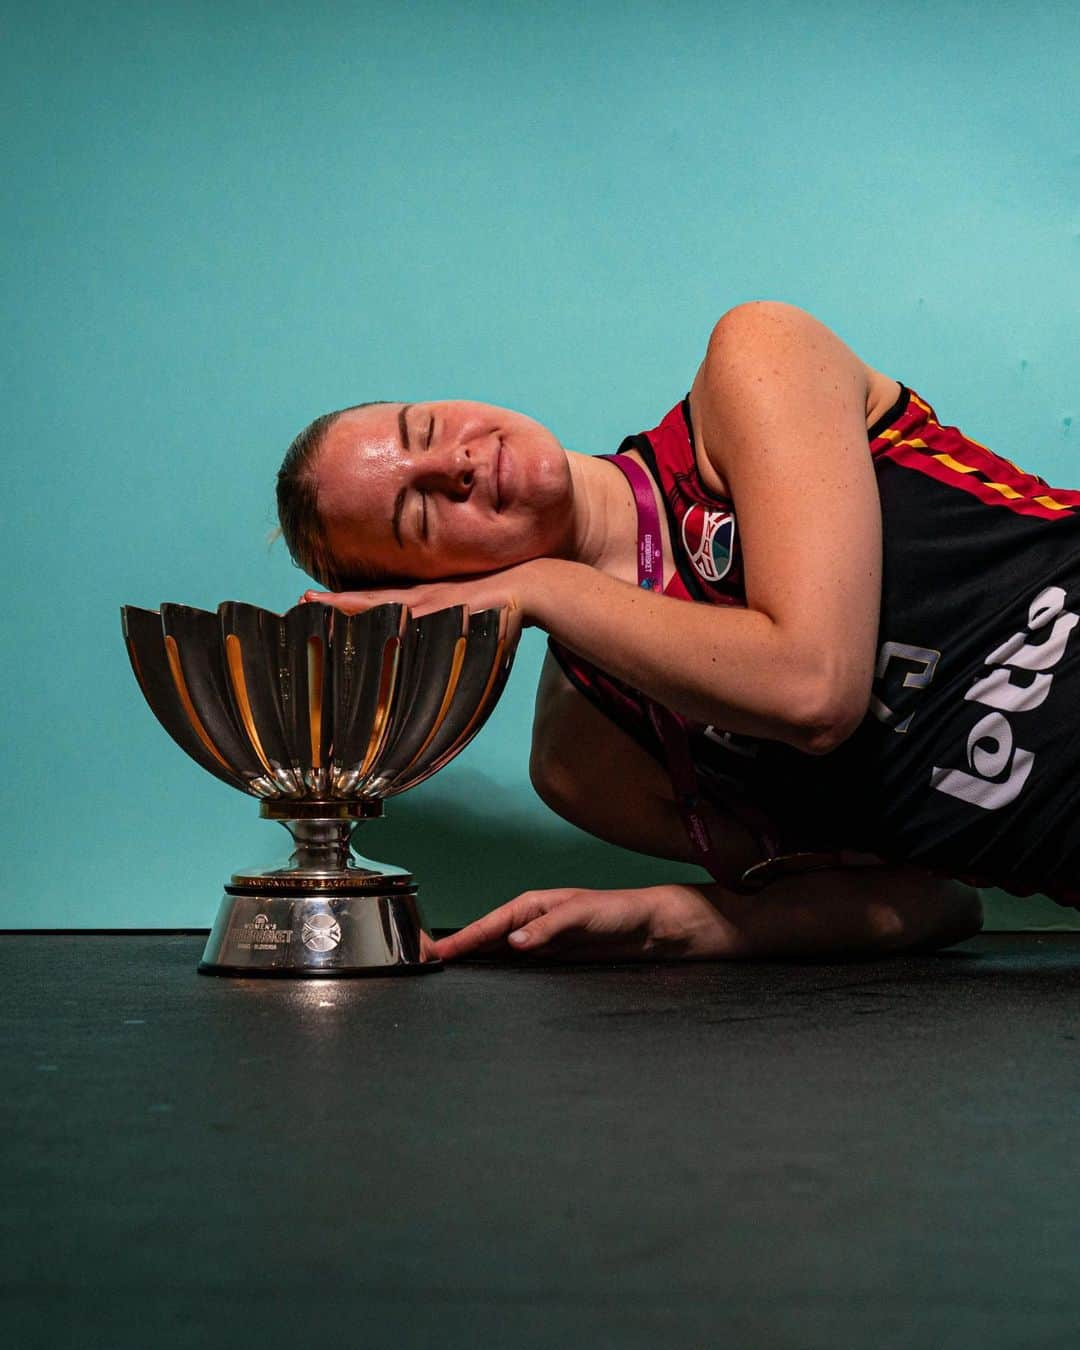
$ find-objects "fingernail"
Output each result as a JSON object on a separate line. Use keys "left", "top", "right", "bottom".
{"left": 508, "top": 929, "right": 530, "bottom": 946}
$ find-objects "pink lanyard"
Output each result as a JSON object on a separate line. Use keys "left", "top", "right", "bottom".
{"left": 599, "top": 452, "right": 736, "bottom": 883}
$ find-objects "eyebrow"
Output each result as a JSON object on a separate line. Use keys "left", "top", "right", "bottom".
{"left": 391, "top": 404, "right": 414, "bottom": 549}
{"left": 397, "top": 402, "right": 412, "bottom": 451}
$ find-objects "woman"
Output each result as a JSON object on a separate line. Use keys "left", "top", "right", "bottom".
{"left": 276, "top": 301, "right": 1080, "bottom": 963}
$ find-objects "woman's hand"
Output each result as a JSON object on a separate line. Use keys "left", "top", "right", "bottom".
{"left": 431, "top": 868, "right": 983, "bottom": 965}
{"left": 299, "top": 559, "right": 555, "bottom": 636}
{"left": 432, "top": 883, "right": 734, "bottom": 963}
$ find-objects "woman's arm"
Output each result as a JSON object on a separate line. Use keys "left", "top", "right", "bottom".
{"left": 527, "top": 562, "right": 850, "bottom": 753}
{"left": 527, "top": 301, "right": 882, "bottom": 754}
{"left": 676, "top": 867, "right": 984, "bottom": 960}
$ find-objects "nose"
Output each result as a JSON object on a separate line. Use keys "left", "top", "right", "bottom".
{"left": 415, "top": 445, "right": 474, "bottom": 498}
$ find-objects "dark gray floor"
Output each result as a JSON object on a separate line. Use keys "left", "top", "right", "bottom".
{"left": 2, "top": 934, "right": 1079, "bottom": 1350}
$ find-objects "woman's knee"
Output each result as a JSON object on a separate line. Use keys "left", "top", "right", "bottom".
{"left": 529, "top": 743, "right": 695, "bottom": 861}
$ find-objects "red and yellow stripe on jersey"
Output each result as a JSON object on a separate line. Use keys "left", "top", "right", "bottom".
{"left": 870, "top": 390, "right": 1080, "bottom": 521}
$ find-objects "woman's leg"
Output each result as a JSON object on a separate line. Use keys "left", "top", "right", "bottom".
{"left": 529, "top": 652, "right": 762, "bottom": 883}
{"left": 525, "top": 656, "right": 983, "bottom": 958}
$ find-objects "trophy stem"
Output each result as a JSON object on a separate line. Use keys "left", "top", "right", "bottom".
{"left": 280, "top": 817, "right": 359, "bottom": 875}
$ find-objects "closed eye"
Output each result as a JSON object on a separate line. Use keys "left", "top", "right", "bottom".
{"left": 426, "top": 415, "right": 434, "bottom": 449}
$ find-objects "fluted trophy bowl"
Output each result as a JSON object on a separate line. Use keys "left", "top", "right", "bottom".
{"left": 121, "top": 600, "right": 519, "bottom": 976}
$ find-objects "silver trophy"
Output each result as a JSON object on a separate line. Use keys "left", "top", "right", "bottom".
{"left": 121, "top": 601, "right": 518, "bottom": 977}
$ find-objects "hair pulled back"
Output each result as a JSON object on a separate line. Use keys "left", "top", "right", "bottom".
{"left": 275, "top": 400, "right": 399, "bottom": 590}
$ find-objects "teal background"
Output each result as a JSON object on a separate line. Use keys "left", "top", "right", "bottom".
{"left": 4, "top": 0, "right": 1078, "bottom": 929}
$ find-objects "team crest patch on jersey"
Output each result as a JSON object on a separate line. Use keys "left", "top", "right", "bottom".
{"left": 681, "top": 504, "right": 736, "bottom": 582}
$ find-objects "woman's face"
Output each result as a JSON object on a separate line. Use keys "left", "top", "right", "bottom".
{"left": 313, "top": 400, "right": 574, "bottom": 581}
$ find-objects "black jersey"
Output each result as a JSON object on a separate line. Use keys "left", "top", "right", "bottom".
{"left": 549, "top": 385, "right": 1080, "bottom": 908}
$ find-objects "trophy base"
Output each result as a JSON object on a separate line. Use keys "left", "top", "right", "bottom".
{"left": 198, "top": 888, "right": 442, "bottom": 978}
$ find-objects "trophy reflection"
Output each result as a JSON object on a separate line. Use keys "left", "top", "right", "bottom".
{"left": 121, "top": 601, "right": 519, "bottom": 977}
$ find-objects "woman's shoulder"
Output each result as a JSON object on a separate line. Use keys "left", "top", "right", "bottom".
{"left": 682, "top": 361, "right": 903, "bottom": 501}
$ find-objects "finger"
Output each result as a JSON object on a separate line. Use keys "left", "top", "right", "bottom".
{"left": 508, "top": 922, "right": 660, "bottom": 964}
{"left": 521, "top": 937, "right": 657, "bottom": 964}
{"left": 433, "top": 890, "right": 581, "bottom": 960}
{"left": 505, "top": 896, "right": 599, "bottom": 953}
{"left": 301, "top": 590, "right": 351, "bottom": 610}
{"left": 433, "top": 895, "right": 551, "bottom": 960}
{"left": 303, "top": 590, "right": 383, "bottom": 614}
{"left": 501, "top": 603, "right": 524, "bottom": 648}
